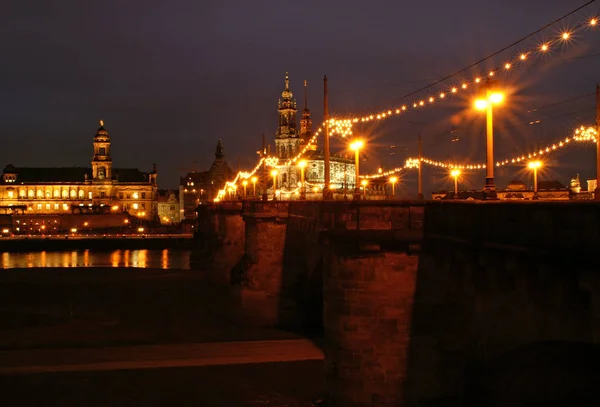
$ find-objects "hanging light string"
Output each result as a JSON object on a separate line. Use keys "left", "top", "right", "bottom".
{"left": 213, "top": 127, "right": 324, "bottom": 201}
{"left": 361, "top": 125, "right": 598, "bottom": 179}
{"left": 326, "top": 16, "right": 599, "bottom": 138}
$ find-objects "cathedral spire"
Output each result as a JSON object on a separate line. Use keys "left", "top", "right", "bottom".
{"left": 285, "top": 72, "right": 290, "bottom": 90}
{"left": 215, "top": 139, "right": 224, "bottom": 159}
{"left": 303, "top": 80, "right": 308, "bottom": 111}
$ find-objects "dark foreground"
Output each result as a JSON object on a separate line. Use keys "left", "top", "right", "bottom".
{"left": 0, "top": 360, "right": 324, "bottom": 407}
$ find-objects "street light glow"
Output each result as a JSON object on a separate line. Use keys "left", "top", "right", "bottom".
{"left": 271, "top": 169, "right": 278, "bottom": 176}
{"left": 389, "top": 176, "right": 398, "bottom": 183}
{"left": 350, "top": 140, "right": 364, "bottom": 151}
{"left": 489, "top": 92, "right": 504, "bottom": 104}
{"left": 361, "top": 179, "right": 368, "bottom": 186}
{"left": 474, "top": 99, "right": 488, "bottom": 110}
{"left": 528, "top": 160, "right": 542, "bottom": 169}
{"left": 451, "top": 169, "right": 461, "bottom": 178}
{"left": 242, "top": 180, "right": 248, "bottom": 186}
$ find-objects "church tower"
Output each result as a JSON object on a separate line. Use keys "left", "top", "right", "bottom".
{"left": 92, "top": 120, "right": 112, "bottom": 180}
{"left": 275, "top": 72, "right": 299, "bottom": 159}
{"left": 298, "top": 79, "right": 312, "bottom": 145}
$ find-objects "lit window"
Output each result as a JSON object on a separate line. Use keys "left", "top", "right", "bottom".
{"left": 37, "top": 190, "right": 43, "bottom": 198}
{"left": 79, "top": 190, "right": 84, "bottom": 199}
{"left": 70, "top": 190, "right": 76, "bottom": 199}
{"left": 37, "top": 204, "right": 42, "bottom": 210}
{"left": 19, "top": 189, "right": 25, "bottom": 198}
{"left": 62, "top": 190, "right": 68, "bottom": 199}
{"left": 28, "top": 190, "right": 34, "bottom": 198}
{"left": 53, "top": 190, "right": 60, "bottom": 198}
{"left": 88, "top": 191, "right": 92, "bottom": 199}
{"left": 133, "top": 192, "right": 139, "bottom": 199}
{"left": 133, "top": 203, "right": 139, "bottom": 210}
{"left": 7, "top": 191, "right": 13, "bottom": 198}
{"left": 54, "top": 204, "right": 59, "bottom": 210}
{"left": 45, "top": 204, "right": 50, "bottom": 211}
{"left": 63, "top": 204, "right": 69, "bottom": 211}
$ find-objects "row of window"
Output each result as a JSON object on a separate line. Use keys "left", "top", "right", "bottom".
{"left": 2, "top": 191, "right": 151, "bottom": 200}
{"left": 18, "top": 202, "right": 148, "bottom": 212}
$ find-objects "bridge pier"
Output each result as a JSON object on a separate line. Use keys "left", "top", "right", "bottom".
{"left": 323, "top": 231, "right": 419, "bottom": 407}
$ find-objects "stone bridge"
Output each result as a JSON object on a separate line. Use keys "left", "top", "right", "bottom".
{"left": 193, "top": 200, "right": 600, "bottom": 406}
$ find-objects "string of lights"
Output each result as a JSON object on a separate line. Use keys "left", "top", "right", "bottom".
{"left": 361, "top": 126, "right": 598, "bottom": 179}
{"left": 326, "top": 16, "right": 600, "bottom": 138}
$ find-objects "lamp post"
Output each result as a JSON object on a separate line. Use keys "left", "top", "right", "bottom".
{"left": 251, "top": 176, "right": 257, "bottom": 197}
{"left": 389, "top": 176, "right": 398, "bottom": 198}
{"left": 350, "top": 139, "right": 364, "bottom": 200}
{"left": 360, "top": 179, "right": 368, "bottom": 199}
{"left": 271, "top": 169, "right": 278, "bottom": 200}
{"left": 298, "top": 160, "right": 307, "bottom": 200}
{"left": 450, "top": 169, "right": 461, "bottom": 197}
{"left": 242, "top": 180, "right": 248, "bottom": 198}
{"left": 528, "top": 161, "right": 542, "bottom": 199}
{"left": 475, "top": 79, "right": 504, "bottom": 199}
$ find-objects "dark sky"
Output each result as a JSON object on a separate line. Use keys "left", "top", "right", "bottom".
{"left": 1, "top": 0, "right": 599, "bottom": 194}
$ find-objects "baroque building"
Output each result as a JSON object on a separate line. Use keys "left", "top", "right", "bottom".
{"left": 0, "top": 121, "right": 158, "bottom": 219}
{"left": 179, "top": 140, "right": 233, "bottom": 220}
{"left": 273, "top": 73, "right": 356, "bottom": 196}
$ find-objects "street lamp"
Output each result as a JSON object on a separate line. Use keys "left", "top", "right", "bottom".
{"left": 361, "top": 179, "right": 368, "bottom": 199}
{"left": 242, "top": 180, "right": 248, "bottom": 198}
{"left": 475, "top": 79, "right": 505, "bottom": 199}
{"left": 389, "top": 176, "right": 398, "bottom": 197}
{"left": 298, "top": 160, "right": 307, "bottom": 200}
{"left": 350, "top": 139, "right": 364, "bottom": 200}
{"left": 528, "top": 160, "right": 542, "bottom": 199}
{"left": 251, "top": 176, "right": 257, "bottom": 197}
{"left": 271, "top": 169, "right": 278, "bottom": 200}
{"left": 450, "top": 169, "right": 461, "bottom": 196}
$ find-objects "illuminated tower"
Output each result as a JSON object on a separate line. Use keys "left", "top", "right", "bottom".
{"left": 299, "top": 79, "right": 312, "bottom": 145}
{"left": 275, "top": 72, "right": 299, "bottom": 159}
{"left": 92, "top": 120, "right": 112, "bottom": 180}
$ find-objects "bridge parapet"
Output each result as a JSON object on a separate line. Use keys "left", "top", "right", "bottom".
{"left": 425, "top": 201, "right": 600, "bottom": 256}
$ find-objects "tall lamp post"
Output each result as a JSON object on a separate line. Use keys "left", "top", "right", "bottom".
{"left": 242, "top": 180, "right": 248, "bottom": 198}
{"left": 528, "top": 161, "right": 541, "bottom": 200}
{"left": 350, "top": 139, "right": 364, "bottom": 200}
{"left": 271, "top": 169, "right": 278, "bottom": 201}
{"left": 251, "top": 176, "right": 257, "bottom": 197}
{"left": 298, "top": 160, "right": 307, "bottom": 200}
{"left": 361, "top": 179, "right": 368, "bottom": 199}
{"left": 451, "top": 169, "right": 461, "bottom": 197}
{"left": 475, "top": 79, "right": 505, "bottom": 199}
{"left": 389, "top": 176, "right": 398, "bottom": 198}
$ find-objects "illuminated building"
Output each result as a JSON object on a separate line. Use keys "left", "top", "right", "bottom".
{"left": 0, "top": 122, "right": 158, "bottom": 219}
{"left": 179, "top": 140, "right": 233, "bottom": 219}
{"left": 157, "top": 190, "right": 180, "bottom": 224}
{"left": 272, "top": 73, "right": 356, "bottom": 197}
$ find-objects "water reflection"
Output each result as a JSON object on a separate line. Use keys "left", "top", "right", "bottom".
{"left": 0, "top": 249, "right": 191, "bottom": 269}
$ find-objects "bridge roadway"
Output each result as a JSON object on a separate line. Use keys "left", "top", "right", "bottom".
{"left": 194, "top": 199, "right": 600, "bottom": 406}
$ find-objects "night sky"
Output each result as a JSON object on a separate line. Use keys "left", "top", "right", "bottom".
{"left": 1, "top": 0, "right": 599, "bottom": 194}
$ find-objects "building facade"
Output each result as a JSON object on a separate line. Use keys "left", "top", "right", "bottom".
{"left": 157, "top": 190, "right": 180, "bottom": 224}
{"left": 0, "top": 122, "right": 158, "bottom": 219}
{"left": 272, "top": 73, "right": 356, "bottom": 198}
{"left": 179, "top": 140, "right": 233, "bottom": 220}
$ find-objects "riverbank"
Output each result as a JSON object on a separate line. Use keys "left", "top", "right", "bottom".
{"left": 0, "top": 235, "right": 194, "bottom": 252}
{"left": 0, "top": 267, "right": 304, "bottom": 351}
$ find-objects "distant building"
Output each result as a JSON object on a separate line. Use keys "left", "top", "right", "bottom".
{"left": 179, "top": 140, "right": 233, "bottom": 220}
{"left": 271, "top": 73, "right": 356, "bottom": 198}
{"left": 0, "top": 122, "right": 158, "bottom": 220}
{"left": 157, "top": 190, "right": 180, "bottom": 224}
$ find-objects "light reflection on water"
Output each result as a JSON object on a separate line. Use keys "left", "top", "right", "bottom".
{"left": 0, "top": 249, "right": 191, "bottom": 269}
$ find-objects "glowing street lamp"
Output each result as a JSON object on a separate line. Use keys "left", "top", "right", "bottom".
{"left": 361, "top": 179, "right": 368, "bottom": 199}
{"left": 251, "top": 176, "right": 257, "bottom": 197}
{"left": 389, "top": 176, "right": 398, "bottom": 197}
{"left": 271, "top": 169, "right": 278, "bottom": 200}
{"left": 350, "top": 139, "right": 364, "bottom": 200}
{"left": 242, "top": 180, "right": 248, "bottom": 197}
{"left": 528, "top": 160, "right": 542, "bottom": 199}
{"left": 475, "top": 79, "right": 505, "bottom": 199}
{"left": 298, "top": 160, "right": 307, "bottom": 200}
{"left": 450, "top": 169, "right": 461, "bottom": 196}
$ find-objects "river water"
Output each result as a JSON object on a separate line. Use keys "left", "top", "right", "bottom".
{"left": 0, "top": 249, "right": 191, "bottom": 269}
